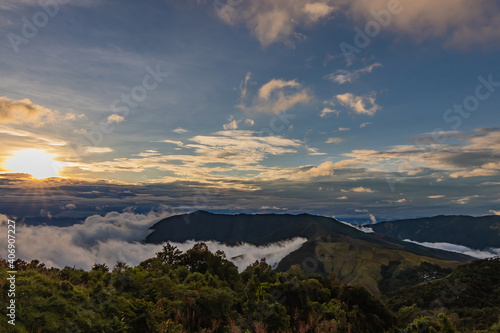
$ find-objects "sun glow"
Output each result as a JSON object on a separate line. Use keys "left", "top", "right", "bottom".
{"left": 5, "top": 149, "right": 62, "bottom": 179}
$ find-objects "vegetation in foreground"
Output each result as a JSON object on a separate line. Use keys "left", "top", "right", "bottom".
{"left": 1, "top": 243, "right": 499, "bottom": 332}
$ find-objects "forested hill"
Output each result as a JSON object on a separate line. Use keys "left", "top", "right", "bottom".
{"left": 146, "top": 211, "right": 474, "bottom": 296}
{"left": 1, "top": 245, "right": 499, "bottom": 332}
{"left": 372, "top": 215, "right": 500, "bottom": 250}
{"left": 146, "top": 210, "right": 472, "bottom": 263}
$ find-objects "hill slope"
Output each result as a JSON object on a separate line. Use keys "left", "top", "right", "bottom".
{"left": 146, "top": 211, "right": 473, "bottom": 295}
{"left": 371, "top": 215, "right": 500, "bottom": 250}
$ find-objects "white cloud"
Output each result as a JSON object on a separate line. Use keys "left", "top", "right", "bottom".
{"left": 336, "top": 92, "right": 380, "bottom": 116}
{"left": 452, "top": 195, "right": 479, "bottom": 205}
{"left": 337, "top": 196, "right": 348, "bottom": 200}
{"left": 223, "top": 115, "right": 241, "bottom": 130}
{"left": 160, "top": 140, "right": 184, "bottom": 146}
{"left": 173, "top": 127, "right": 189, "bottom": 134}
{"left": 428, "top": 195, "right": 445, "bottom": 199}
{"left": 490, "top": 210, "right": 500, "bottom": 215}
{"left": 187, "top": 238, "right": 308, "bottom": 271}
{"left": 344, "top": 0, "right": 500, "bottom": 48}
{"left": 107, "top": 114, "right": 125, "bottom": 123}
{"left": 404, "top": 239, "right": 500, "bottom": 259}
{"left": 338, "top": 220, "right": 374, "bottom": 233}
{"left": 341, "top": 186, "right": 374, "bottom": 193}
{"left": 326, "top": 137, "right": 345, "bottom": 144}
{"left": 0, "top": 97, "right": 56, "bottom": 125}
{"left": 80, "top": 147, "right": 113, "bottom": 154}
{"left": 303, "top": 2, "right": 336, "bottom": 22}
{"left": 258, "top": 79, "right": 300, "bottom": 100}
{"left": 0, "top": 210, "right": 172, "bottom": 269}
{"left": 239, "top": 72, "right": 252, "bottom": 101}
{"left": 241, "top": 78, "right": 311, "bottom": 114}
{"left": 0, "top": 212, "right": 306, "bottom": 271}
{"left": 324, "top": 63, "right": 382, "bottom": 84}
{"left": 360, "top": 122, "right": 371, "bottom": 128}
{"left": 245, "top": 119, "right": 255, "bottom": 126}
{"left": 217, "top": 0, "right": 336, "bottom": 47}
{"left": 320, "top": 107, "right": 340, "bottom": 118}
{"left": 338, "top": 127, "right": 350, "bottom": 131}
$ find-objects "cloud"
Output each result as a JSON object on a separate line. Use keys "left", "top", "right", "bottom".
{"left": 160, "top": 140, "right": 184, "bottom": 146}
{"left": 0, "top": 212, "right": 306, "bottom": 271}
{"left": 223, "top": 115, "right": 240, "bottom": 130}
{"left": 336, "top": 93, "right": 380, "bottom": 116}
{"left": 326, "top": 137, "right": 345, "bottom": 144}
{"left": 107, "top": 114, "right": 125, "bottom": 123}
{"left": 0, "top": 97, "right": 57, "bottom": 125}
{"left": 258, "top": 79, "right": 300, "bottom": 100}
{"left": 404, "top": 239, "right": 500, "bottom": 259}
{"left": 239, "top": 72, "right": 252, "bottom": 101}
{"left": 338, "top": 127, "right": 350, "bottom": 131}
{"left": 490, "top": 210, "right": 500, "bottom": 216}
{"left": 428, "top": 195, "right": 445, "bottom": 199}
{"left": 338, "top": 219, "right": 374, "bottom": 233}
{"left": 0, "top": 210, "right": 172, "bottom": 269}
{"left": 320, "top": 107, "right": 340, "bottom": 118}
{"left": 341, "top": 186, "right": 374, "bottom": 193}
{"left": 360, "top": 122, "right": 371, "bottom": 128}
{"left": 173, "top": 127, "right": 189, "bottom": 134}
{"left": 79, "top": 147, "right": 114, "bottom": 154}
{"left": 214, "top": 0, "right": 500, "bottom": 49}
{"left": 217, "top": 0, "right": 336, "bottom": 47}
{"left": 303, "top": 2, "right": 336, "bottom": 22}
{"left": 344, "top": 0, "right": 500, "bottom": 48}
{"left": 324, "top": 63, "right": 382, "bottom": 84}
{"left": 452, "top": 195, "right": 479, "bottom": 205}
{"left": 337, "top": 196, "right": 348, "bottom": 200}
{"left": 172, "top": 238, "right": 308, "bottom": 271}
{"left": 240, "top": 78, "right": 312, "bottom": 114}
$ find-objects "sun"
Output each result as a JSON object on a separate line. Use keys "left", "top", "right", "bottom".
{"left": 5, "top": 149, "right": 62, "bottom": 179}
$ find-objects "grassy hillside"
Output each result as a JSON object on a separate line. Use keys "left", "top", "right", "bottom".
{"left": 276, "top": 238, "right": 462, "bottom": 295}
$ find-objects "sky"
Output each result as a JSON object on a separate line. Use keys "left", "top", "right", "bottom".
{"left": 1, "top": 0, "right": 500, "bottom": 222}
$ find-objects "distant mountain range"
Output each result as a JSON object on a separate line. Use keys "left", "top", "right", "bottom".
{"left": 146, "top": 211, "right": 475, "bottom": 294}
{"left": 371, "top": 215, "right": 500, "bottom": 250}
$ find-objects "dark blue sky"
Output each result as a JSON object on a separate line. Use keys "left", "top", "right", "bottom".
{"left": 0, "top": 0, "right": 499, "bottom": 221}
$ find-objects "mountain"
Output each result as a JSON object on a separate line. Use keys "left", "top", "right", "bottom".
{"left": 371, "top": 215, "right": 500, "bottom": 250}
{"left": 146, "top": 211, "right": 473, "bottom": 295}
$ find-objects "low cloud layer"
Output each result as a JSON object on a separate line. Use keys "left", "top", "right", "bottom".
{"left": 404, "top": 239, "right": 500, "bottom": 259}
{"left": 0, "top": 212, "right": 307, "bottom": 271}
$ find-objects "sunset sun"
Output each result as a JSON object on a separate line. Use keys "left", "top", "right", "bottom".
{"left": 5, "top": 149, "right": 62, "bottom": 179}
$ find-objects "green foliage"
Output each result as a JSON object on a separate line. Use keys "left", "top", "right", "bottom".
{"left": 0, "top": 249, "right": 498, "bottom": 332}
